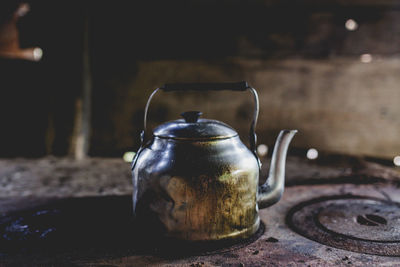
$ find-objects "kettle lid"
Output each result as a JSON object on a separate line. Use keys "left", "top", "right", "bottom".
{"left": 153, "top": 111, "right": 238, "bottom": 140}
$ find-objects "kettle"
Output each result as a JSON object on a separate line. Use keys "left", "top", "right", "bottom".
{"left": 131, "top": 82, "right": 297, "bottom": 241}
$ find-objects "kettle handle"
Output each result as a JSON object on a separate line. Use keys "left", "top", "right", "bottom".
{"left": 162, "top": 82, "right": 248, "bottom": 91}
{"left": 140, "top": 82, "right": 260, "bottom": 159}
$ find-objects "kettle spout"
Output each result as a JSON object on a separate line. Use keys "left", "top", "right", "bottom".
{"left": 258, "top": 129, "right": 297, "bottom": 209}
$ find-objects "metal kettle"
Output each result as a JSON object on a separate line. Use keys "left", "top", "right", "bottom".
{"left": 131, "top": 82, "right": 297, "bottom": 241}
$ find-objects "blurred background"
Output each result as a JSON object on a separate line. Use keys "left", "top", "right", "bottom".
{"left": 2, "top": 3, "right": 400, "bottom": 264}
{"left": 1, "top": 0, "right": 400, "bottom": 166}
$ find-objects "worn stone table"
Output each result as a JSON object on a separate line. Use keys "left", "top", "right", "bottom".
{"left": 0, "top": 155, "right": 400, "bottom": 266}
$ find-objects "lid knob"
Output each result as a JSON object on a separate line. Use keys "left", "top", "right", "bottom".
{"left": 181, "top": 111, "right": 202, "bottom": 123}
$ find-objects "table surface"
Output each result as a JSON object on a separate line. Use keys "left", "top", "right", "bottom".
{"left": 0, "top": 155, "right": 399, "bottom": 266}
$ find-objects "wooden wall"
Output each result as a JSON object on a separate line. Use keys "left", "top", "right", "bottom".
{"left": 1, "top": 1, "right": 399, "bottom": 159}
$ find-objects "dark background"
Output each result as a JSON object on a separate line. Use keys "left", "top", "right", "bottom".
{"left": 1, "top": 0, "right": 400, "bottom": 159}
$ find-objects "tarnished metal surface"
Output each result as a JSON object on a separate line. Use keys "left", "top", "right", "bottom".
{"left": 287, "top": 195, "right": 400, "bottom": 256}
{"left": 132, "top": 130, "right": 296, "bottom": 241}
{"left": 132, "top": 84, "right": 296, "bottom": 241}
{"left": 132, "top": 136, "right": 261, "bottom": 241}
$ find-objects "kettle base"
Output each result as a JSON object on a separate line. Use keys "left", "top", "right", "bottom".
{"left": 141, "top": 217, "right": 261, "bottom": 242}
{"left": 216, "top": 218, "right": 260, "bottom": 241}
{"left": 172, "top": 217, "right": 261, "bottom": 242}
{"left": 132, "top": 220, "right": 265, "bottom": 256}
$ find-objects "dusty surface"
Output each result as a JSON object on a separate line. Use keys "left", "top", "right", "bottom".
{"left": 0, "top": 155, "right": 400, "bottom": 266}
{"left": 1, "top": 155, "right": 399, "bottom": 199}
{"left": 0, "top": 157, "right": 132, "bottom": 199}
{"left": 85, "top": 184, "right": 400, "bottom": 267}
{"left": 1, "top": 184, "right": 400, "bottom": 266}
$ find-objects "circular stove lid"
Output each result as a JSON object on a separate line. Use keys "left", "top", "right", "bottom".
{"left": 287, "top": 195, "right": 400, "bottom": 256}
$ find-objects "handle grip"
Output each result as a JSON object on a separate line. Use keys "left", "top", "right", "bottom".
{"left": 161, "top": 82, "right": 248, "bottom": 92}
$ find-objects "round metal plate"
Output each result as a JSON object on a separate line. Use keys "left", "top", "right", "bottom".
{"left": 286, "top": 195, "right": 400, "bottom": 256}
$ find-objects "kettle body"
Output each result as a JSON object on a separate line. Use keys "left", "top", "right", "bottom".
{"left": 132, "top": 82, "right": 297, "bottom": 241}
{"left": 133, "top": 134, "right": 260, "bottom": 241}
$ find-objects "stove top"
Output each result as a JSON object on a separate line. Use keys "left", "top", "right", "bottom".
{"left": 1, "top": 183, "right": 399, "bottom": 266}
{"left": 1, "top": 156, "right": 400, "bottom": 266}
{"left": 287, "top": 195, "right": 400, "bottom": 256}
